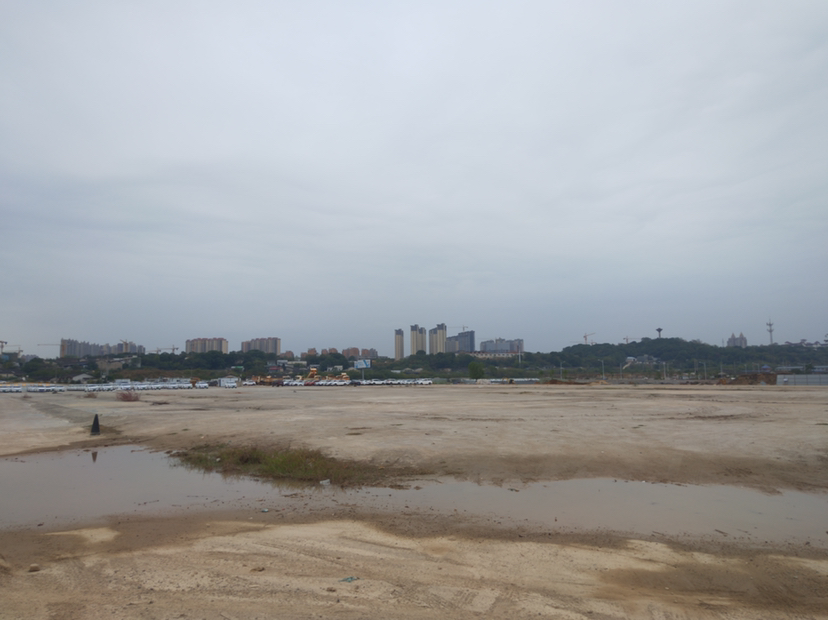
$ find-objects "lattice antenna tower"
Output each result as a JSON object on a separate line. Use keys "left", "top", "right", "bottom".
{"left": 766, "top": 320, "right": 774, "bottom": 345}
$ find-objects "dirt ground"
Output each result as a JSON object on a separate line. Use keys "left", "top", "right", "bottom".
{"left": 1, "top": 384, "right": 827, "bottom": 619}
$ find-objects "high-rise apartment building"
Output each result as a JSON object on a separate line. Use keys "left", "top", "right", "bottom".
{"left": 429, "top": 323, "right": 447, "bottom": 354}
{"left": 410, "top": 325, "right": 427, "bottom": 355}
{"left": 394, "top": 329, "right": 405, "bottom": 360}
{"left": 361, "top": 348, "right": 379, "bottom": 359}
{"left": 445, "top": 330, "right": 475, "bottom": 353}
{"left": 241, "top": 337, "right": 281, "bottom": 355}
{"left": 185, "top": 338, "right": 229, "bottom": 354}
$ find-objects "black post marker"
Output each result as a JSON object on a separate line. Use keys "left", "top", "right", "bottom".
{"left": 91, "top": 414, "right": 100, "bottom": 436}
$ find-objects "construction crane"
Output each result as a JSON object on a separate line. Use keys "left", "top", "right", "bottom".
{"left": 448, "top": 325, "right": 470, "bottom": 332}
{"left": 583, "top": 333, "right": 595, "bottom": 345}
{"left": 154, "top": 346, "right": 179, "bottom": 355}
{"left": 0, "top": 342, "right": 21, "bottom": 356}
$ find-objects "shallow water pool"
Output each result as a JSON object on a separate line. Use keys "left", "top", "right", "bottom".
{"left": 1, "top": 446, "right": 826, "bottom": 547}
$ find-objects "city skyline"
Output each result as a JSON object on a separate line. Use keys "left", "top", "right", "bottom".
{"left": 2, "top": 3, "right": 825, "bottom": 359}
{"left": 19, "top": 321, "right": 823, "bottom": 361}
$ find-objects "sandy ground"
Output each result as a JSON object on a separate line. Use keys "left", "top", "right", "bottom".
{"left": 1, "top": 384, "right": 827, "bottom": 619}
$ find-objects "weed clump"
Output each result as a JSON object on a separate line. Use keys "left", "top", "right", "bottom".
{"left": 175, "top": 445, "right": 419, "bottom": 488}
{"left": 116, "top": 390, "right": 141, "bottom": 402}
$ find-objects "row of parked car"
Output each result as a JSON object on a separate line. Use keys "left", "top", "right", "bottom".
{"left": 0, "top": 382, "right": 218, "bottom": 393}
{"left": 280, "top": 378, "right": 434, "bottom": 386}
{"left": 1, "top": 378, "right": 436, "bottom": 393}
{"left": 84, "top": 382, "right": 211, "bottom": 391}
{"left": 356, "top": 378, "right": 433, "bottom": 385}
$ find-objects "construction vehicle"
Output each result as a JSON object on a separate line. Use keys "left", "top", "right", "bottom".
{"left": 252, "top": 375, "right": 284, "bottom": 386}
{"left": 278, "top": 367, "right": 354, "bottom": 387}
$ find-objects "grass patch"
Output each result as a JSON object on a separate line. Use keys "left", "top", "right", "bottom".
{"left": 174, "top": 444, "right": 423, "bottom": 488}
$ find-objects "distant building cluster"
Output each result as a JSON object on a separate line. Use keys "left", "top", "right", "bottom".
{"left": 479, "top": 338, "right": 524, "bottom": 354}
{"left": 394, "top": 325, "right": 479, "bottom": 358}
{"left": 185, "top": 338, "right": 229, "bottom": 354}
{"left": 297, "top": 346, "right": 377, "bottom": 359}
{"left": 60, "top": 338, "right": 145, "bottom": 358}
{"left": 726, "top": 333, "right": 748, "bottom": 348}
{"left": 241, "top": 337, "right": 281, "bottom": 355}
{"left": 341, "top": 347, "right": 379, "bottom": 359}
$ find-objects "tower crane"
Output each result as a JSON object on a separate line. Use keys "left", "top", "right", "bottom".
{"left": 0, "top": 341, "right": 20, "bottom": 356}
{"left": 583, "top": 332, "right": 595, "bottom": 345}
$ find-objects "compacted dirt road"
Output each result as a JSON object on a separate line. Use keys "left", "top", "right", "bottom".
{"left": 1, "top": 384, "right": 827, "bottom": 619}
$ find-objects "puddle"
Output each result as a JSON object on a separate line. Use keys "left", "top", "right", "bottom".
{"left": 1, "top": 446, "right": 826, "bottom": 547}
{"left": 0, "top": 446, "right": 280, "bottom": 529}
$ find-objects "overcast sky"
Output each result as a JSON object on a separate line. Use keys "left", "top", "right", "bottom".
{"left": 2, "top": 0, "right": 826, "bottom": 358}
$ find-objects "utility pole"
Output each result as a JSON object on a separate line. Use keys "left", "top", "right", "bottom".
{"left": 767, "top": 320, "right": 774, "bottom": 345}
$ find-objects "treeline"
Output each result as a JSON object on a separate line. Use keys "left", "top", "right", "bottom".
{"left": 382, "top": 338, "right": 828, "bottom": 379}
{"left": 536, "top": 338, "right": 828, "bottom": 372}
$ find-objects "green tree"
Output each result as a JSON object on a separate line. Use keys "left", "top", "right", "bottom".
{"left": 469, "top": 361, "right": 485, "bottom": 380}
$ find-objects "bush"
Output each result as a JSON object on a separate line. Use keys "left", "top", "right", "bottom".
{"left": 116, "top": 390, "right": 140, "bottom": 402}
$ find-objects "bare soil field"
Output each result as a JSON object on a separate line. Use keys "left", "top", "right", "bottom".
{"left": 1, "top": 384, "right": 827, "bottom": 619}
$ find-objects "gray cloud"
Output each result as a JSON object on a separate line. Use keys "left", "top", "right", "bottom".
{"left": 2, "top": 1, "right": 826, "bottom": 356}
